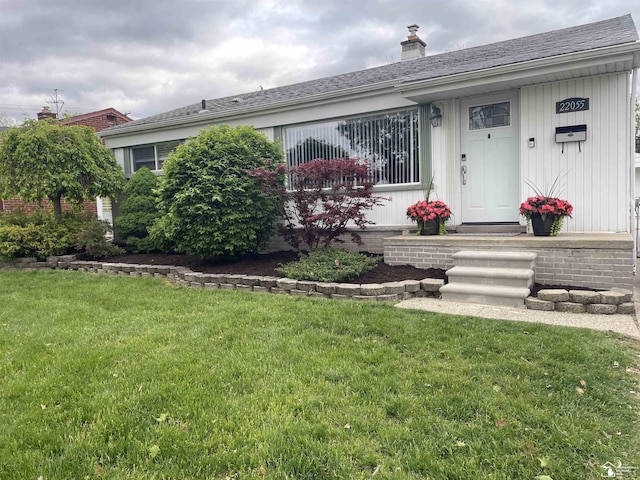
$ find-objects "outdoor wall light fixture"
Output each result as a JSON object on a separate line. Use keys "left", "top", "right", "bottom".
{"left": 430, "top": 105, "right": 442, "bottom": 127}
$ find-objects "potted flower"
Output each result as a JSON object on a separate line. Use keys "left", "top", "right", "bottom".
{"left": 407, "top": 199, "right": 451, "bottom": 235}
{"left": 519, "top": 176, "right": 574, "bottom": 238}
{"left": 407, "top": 177, "right": 451, "bottom": 235}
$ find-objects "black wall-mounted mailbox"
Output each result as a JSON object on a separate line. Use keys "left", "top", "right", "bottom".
{"left": 555, "top": 124, "right": 587, "bottom": 143}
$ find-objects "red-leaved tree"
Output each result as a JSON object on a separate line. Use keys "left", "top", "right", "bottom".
{"left": 249, "top": 158, "right": 389, "bottom": 251}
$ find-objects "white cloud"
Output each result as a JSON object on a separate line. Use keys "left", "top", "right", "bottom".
{"left": 0, "top": 0, "right": 638, "bottom": 123}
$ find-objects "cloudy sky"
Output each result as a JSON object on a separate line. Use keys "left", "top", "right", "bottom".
{"left": 1, "top": 0, "right": 639, "bottom": 124}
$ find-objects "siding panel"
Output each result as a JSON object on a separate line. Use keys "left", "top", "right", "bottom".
{"left": 520, "top": 73, "right": 630, "bottom": 232}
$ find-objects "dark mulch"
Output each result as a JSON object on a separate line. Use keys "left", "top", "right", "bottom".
{"left": 101, "top": 251, "right": 587, "bottom": 294}
{"left": 102, "top": 250, "right": 447, "bottom": 284}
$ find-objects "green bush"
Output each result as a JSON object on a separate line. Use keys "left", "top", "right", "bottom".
{"left": 0, "top": 210, "right": 121, "bottom": 260}
{"left": 155, "top": 125, "right": 283, "bottom": 258}
{"left": 75, "top": 217, "right": 124, "bottom": 258}
{"left": 0, "top": 212, "right": 75, "bottom": 260}
{"left": 277, "top": 247, "right": 379, "bottom": 283}
{"left": 114, "top": 167, "right": 159, "bottom": 252}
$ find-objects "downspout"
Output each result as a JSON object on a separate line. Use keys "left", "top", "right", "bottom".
{"left": 418, "top": 103, "right": 432, "bottom": 188}
{"left": 630, "top": 65, "right": 638, "bottom": 266}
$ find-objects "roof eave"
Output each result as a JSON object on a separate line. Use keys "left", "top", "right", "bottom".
{"left": 98, "top": 80, "right": 402, "bottom": 139}
{"left": 397, "top": 41, "right": 640, "bottom": 100}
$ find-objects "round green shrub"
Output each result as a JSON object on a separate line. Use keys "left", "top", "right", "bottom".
{"left": 114, "top": 167, "right": 159, "bottom": 252}
{"left": 155, "top": 125, "right": 283, "bottom": 259}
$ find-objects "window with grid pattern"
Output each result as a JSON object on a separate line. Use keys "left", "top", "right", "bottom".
{"left": 284, "top": 109, "right": 419, "bottom": 185}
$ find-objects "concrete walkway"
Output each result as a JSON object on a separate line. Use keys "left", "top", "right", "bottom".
{"left": 396, "top": 263, "right": 640, "bottom": 340}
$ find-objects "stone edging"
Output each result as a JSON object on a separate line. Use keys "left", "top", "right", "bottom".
{"left": 2, "top": 255, "right": 635, "bottom": 313}
{"left": 1, "top": 255, "right": 443, "bottom": 302}
{"left": 526, "top": 289, "right": 634, "bottom": 315}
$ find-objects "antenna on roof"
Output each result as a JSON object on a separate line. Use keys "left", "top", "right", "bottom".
{"left": 46, "top": 88, "right": 64, "bottom": 118}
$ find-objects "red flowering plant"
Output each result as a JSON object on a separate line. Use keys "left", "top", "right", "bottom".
{"left": 406, "top": 177, "right": 451, "bottom": 235}
{"left": 519, "top": 176, "right": 573, "bottom": 236}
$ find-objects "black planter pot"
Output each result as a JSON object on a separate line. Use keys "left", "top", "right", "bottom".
{"left": 419, "top": 220, "right": 439, "bottom": 235}
{"left": 530, "top": 213, "right": 554, "bottom": 236}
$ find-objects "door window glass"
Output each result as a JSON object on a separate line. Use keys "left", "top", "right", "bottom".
{"left": 469, "top": 102, "right": 510, "bottom": 130}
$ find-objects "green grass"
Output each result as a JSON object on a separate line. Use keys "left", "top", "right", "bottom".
{"left": 0, "top": 270, "right": 638, "bottom": 479}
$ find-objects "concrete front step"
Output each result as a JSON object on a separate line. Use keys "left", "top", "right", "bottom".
{"left": 440, "top": 283, "right": 531, "bottom": 308}
{"left": 446, "top": 265, "right": 535, "bottom": 289}
{"left": 452, "top": 250, "right": 537, "bottom": 270}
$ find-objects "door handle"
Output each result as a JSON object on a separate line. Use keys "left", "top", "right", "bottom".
{"left": 461, "top": 165, "right": 467, "bottom": 185}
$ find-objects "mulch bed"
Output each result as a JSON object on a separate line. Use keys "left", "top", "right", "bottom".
{"left": 101, "top": 251, "right": 585, "bottom": 294}
{"left": 102, "top": 250, "right": 446, "bottom": 284}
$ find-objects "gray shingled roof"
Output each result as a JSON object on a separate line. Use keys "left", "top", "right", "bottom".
{"left": 102, "top": 14, "right": 638, "bottom": 134}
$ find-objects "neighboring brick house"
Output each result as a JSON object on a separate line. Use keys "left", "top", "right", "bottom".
{"left": 0, "top": 107, "right": 132, "bottom": 220}
{"left": 61, "top": 107, "right": 131, "bottom": 131}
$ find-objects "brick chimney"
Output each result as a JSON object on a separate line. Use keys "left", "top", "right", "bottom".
{"left": 37, "top": 106, "right": 57, "bottom": 121}
{"left": 401, "top": 24, "right": 426, "bottom": 61}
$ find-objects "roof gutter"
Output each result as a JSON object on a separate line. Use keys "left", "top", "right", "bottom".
{"left": 100, "top": 41, "right": 640, "bottom": 139}
{"left": 397, "top": 42, "right": 640, "bottom": 99}
{"left": 98, "top": 81, "right": 402, "bottom": 138}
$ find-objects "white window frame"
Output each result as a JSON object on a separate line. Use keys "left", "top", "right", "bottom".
{"left": 130, "top": 140, "right": 184, "bottom": 173}
{"left": 282, "top": 108, "right": 420, "bottom": 186}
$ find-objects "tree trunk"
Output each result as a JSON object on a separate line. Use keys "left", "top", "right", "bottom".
{"left": 51, "top": 196, "right": 63, "bottom": 222}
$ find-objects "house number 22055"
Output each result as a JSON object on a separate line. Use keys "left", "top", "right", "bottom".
{"left": 555, "top": 97, "right": 589, "bottom": 114}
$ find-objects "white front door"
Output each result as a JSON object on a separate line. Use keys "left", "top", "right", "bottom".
{"left": 460, "top": 93, "right": 519, "bottom": 223}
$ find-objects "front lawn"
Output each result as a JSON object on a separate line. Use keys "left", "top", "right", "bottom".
{"left": 0, "top": 270, "right": 638, "bottom": 479}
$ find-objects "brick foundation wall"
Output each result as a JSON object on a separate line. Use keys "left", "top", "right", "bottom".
{"left": 384, "top": 234, "right": 634, "bottom": 291}
{"left": 1, "top": 198, "right": 97, "bottom": 215}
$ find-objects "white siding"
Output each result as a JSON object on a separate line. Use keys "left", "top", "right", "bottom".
{"left": 366, "top": 188, "right": 426, "bottom": 227}
{"left": 520, "top": 73, "right": 631, "bottom": 232}
{"left": 431, "top": 99, "right": 459, "bottom": 223}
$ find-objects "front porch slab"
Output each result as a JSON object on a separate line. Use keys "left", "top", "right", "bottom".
{"left": 384, "top": 233, "right": 634, "bottom": 291}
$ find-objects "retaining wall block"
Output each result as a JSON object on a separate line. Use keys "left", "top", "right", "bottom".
{"left": 315, "top": 282, "right": 338, "bottom": 295}
{"left": 209, "top": 274, "right": 228, "bottom": 283}
{"left": 568, "top": 290, "right": 600, "bottom": 304}
{"left": 297, "top": 280, "right": 317, "bottom": 292}
{"left": 259, "top": 276, "right": 279, "bottom": 288}
{"left": 609, "top": 288, "right": 633, "bottom": 303}
{"left": 586, "top": 304, "right": 618, "bottom": 315}
{"left": 336, "top": 284, "right": 361, "bottom": 296}
{"left": 617, "top": 302, "right": 635, "bottom": 314}
{"left": 555, "top": 302, "right": 587, "bottom": 313}
{"left": 225, "top": 274, "right": 247, "bottom": 284}
{"left": 360, "top": 284, "right": 386, "bottom": 296}
{"left": 420, "top": 278, "right": 444, "bottom": 292}
{"left": 537, "top": 289, "right": 570, "bottom": 302}
{"left": 309, "top": 292, "right": 327, "bottom": 298}
{"left": 376, "top": 294, "right": 401, "bottom": 302}
{"left": 240, "top": 276, "right": 262, "bottom": 287}
{"left": 599, "top": 291, "right": 626, "bottom": 305}
{"left": 525, "top": 298, "right": 555, "bottom": 311}
{"left": 399, "top": 280, "right": 421, "bottom": 293}
{"left": 276, "top": 278, "right": 298, "bottom": 290}
{"left": 382, "top": 282, "right": 406, "bottom": 295}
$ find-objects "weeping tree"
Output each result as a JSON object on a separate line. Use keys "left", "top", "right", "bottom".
{"left": 0, "top": 119, "right": 125, "bottom": 221}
